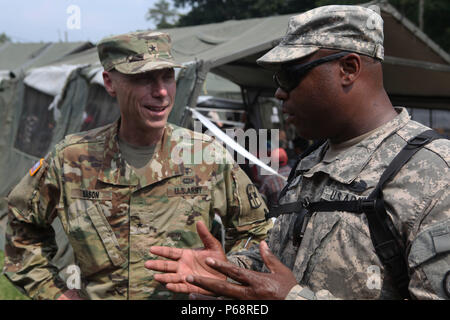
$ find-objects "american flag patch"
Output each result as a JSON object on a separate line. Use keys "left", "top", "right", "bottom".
{"left": 29, "top": 158, "right": 44, "bottom": 176}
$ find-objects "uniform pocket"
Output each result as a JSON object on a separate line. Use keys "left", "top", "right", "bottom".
{"left": 408, "top": 218, "right": 450, "bottom": 298}
{"left": 86, "top": 204, "right": 127, "bottom": 267}
{"left": 69, "top": 203, "right": 127, "bottom": 276}
{"left": 299, "top": 212, "right": 396, "bottom": 299}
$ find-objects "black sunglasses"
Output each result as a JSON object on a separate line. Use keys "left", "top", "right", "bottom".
{"left": 273, "top": 51, "right": 351, "bottom": 92}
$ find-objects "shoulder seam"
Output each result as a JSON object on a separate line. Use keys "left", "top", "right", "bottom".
{"left": 56, "top": 136, "right": 105, "bottom": 151}
{"left": 393, "top": 128, "right": 449, "bottom": 167}
{"left": 423, "top": 141, "right": 449, "bottom": 167}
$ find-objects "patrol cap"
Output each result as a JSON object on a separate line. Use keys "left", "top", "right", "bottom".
{"left": 257, "top": 5, "right": 384, "bottom": 69}
{"left": 97, "top": 31, "right": 184, "bottom": 74}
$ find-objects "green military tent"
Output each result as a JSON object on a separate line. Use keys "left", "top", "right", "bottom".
{"left": 0, "top": 0, "right": 449, "bottom": 265}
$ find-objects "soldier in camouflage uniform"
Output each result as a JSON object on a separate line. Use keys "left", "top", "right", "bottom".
{"left": 2, "top": 31, "right": 272, "bottom": 300}
{"left": 145, "top": 5, "right": 450, "bottom": 299}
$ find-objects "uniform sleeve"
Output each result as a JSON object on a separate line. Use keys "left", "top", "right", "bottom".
{"left": 258, "top": 182, "right": 269, "bottom": 207}
{"left": 211, "top": 144, "right": 273, "bottom": 253}
{"left": 2, "top": 151, "right": 69, "bottom": 300}
{"left": 285, "top": 285, "right": 338, "bottom": 300}
{"left": 227, "top": 242, "right": 264, "bottom": 271}
{"left": 407, "top": 187, "right": 450, "bottom": 300}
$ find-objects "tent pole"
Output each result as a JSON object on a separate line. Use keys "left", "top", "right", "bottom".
{"left": 181, "top": 60, "right": 211, "bottom": 129}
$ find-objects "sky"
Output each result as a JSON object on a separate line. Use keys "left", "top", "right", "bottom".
{"left": 0, "top": 0, "right": 188, "bottom": 43}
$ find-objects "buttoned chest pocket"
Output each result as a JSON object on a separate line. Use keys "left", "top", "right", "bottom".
{"left": 299, "top": 212, "right": 386, "bottom": 298}
{"left": 68, "top": 203, "right": 127, "bottom": 276}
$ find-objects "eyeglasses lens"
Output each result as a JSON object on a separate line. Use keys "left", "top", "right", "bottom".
{"left": 273, "top": 70, "right": 297, "bottom": 92}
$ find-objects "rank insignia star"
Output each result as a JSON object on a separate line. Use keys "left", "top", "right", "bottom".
{"left": 148, "top": 44, "right": 157, "bottom": 53}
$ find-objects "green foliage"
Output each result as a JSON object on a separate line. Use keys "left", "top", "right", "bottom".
{"left": 312, "top": 0, "right": 450, "bottom": 53}
{"left": 0, "top": 250, "right": 29, "bottom": 300}
{"left": 146, "top": 0, "right": 179, "bottom": 29}
{"left": 0, "top": 32, "right": 11, "bottom": 44}
{"left": 390, "top": 0, "right": 450, "bottom": 53}
{"left": 172, "top": 0, "right": 316, "bottom": 26}
{"left": 166, "top": 0, "right": 449, "bottom": 53}
{"left": 315, "top": 0, "right": 364, "bottom": 6}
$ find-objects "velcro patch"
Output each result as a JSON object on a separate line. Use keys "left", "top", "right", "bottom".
{"left": 71, "top": 189, "right": 113, "bottom": 200}
{"left": 167, "top": 186, "right": 208, "bottom": 197}
{"left": 29, "top": 158, "right": 44, "bottom": 176}
{"left": 431, "top": 226, "right": 450, "bottom": 254}
{"left": 246, "top": 184, "right": 262, "bottom": 209}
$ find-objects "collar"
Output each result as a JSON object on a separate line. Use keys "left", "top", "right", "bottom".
{"left": 297, "top": 107, "right": 411, "bottom": 184}
{"left": 97, "top": 120, "right": 184, "bottom": 188}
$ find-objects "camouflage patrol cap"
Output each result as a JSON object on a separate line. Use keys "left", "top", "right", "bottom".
{"left": 257, "top": 5, "right": 384, "bottom": 69}
{"left": 97, "top": 31, "right": 184, "bottom": 74}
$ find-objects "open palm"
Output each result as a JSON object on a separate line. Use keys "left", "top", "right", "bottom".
{"left": 145, "top": 220, "right": 228, "bottom": 295}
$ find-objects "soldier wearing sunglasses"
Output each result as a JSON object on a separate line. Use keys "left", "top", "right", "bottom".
{"left": 145, "top": 5, "right": 450, "bottom": 300}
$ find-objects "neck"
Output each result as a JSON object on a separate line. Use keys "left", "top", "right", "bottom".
{"left": 331, "top": 89, "right": 397, "bottom": 144}
{"left": 119, "top": 121, "right": 165, "bottom": 147}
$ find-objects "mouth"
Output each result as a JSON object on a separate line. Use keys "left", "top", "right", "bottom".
{"left": 142, "top": 104, "right": 169, "bottom": 116}
{"left": 144, "top": 105, "right": 167, "bottom": 111}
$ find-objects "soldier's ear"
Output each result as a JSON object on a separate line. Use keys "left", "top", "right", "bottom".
{"left": 103, "top": 71, "right": 117, "bottom": 97}
{"left": 339, "top": 53, "right": 361, "bottom": 86}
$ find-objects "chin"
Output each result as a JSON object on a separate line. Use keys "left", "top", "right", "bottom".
{"left": 144, "top": 119, "right": 168, "bottom": 131}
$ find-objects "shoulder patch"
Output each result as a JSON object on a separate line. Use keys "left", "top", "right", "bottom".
{"left": 246, "top": 184, "right": 262, "bottom": 209}
{"left": 29, "top": 159, "right": 44, "bottom": 176}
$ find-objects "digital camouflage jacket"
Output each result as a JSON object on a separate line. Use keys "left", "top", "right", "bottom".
{"left": 228, "top": 108, "right": 449, "bottom": 300}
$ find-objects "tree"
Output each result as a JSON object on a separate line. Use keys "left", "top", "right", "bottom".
{"left": 163, "top": 0, "right": 449, "bottom": 53}
{"left": 0, "top": 32, "right": 11, "bottom": 44}
{"left": 389, "top": 0, "right": 450, "bottom": 53}
{"left": 146, "top": 0, "right": 179, "bottom": 29}
{"left": 172, "top": 0, "right": 316, "bottom": 26}
{"left": 315, "top": 0, "right": 450, "bottom": 54}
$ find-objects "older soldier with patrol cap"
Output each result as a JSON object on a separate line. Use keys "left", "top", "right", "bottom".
{"left": 2, "top": 31, "right": 272, "bottom": 300}
{"left": 145, "top": 5, "right": 450, "bottom": 299}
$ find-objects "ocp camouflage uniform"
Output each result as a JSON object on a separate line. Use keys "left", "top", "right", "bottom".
{"left": 3, "top": 121, "right": 272, "bottom": 300}
{"left": 228, "top": 108, "right": 450, "bottom": 299}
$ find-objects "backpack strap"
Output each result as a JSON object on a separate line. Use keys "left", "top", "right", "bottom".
{"left": 361, "top": 129, "right": 444, "bottom": 299}
{"left": 270, "top": 139, "right": 326, "bottom": 219}
{"left": 269, "top": 129, "right": 445, "bottom": 298}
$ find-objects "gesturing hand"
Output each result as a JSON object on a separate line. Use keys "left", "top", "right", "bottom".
{"left": 187, "top": 241, "right": 298, "bottom": 300}
{"left": 144, "top": 220, "right": 227, "bottom": 295}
